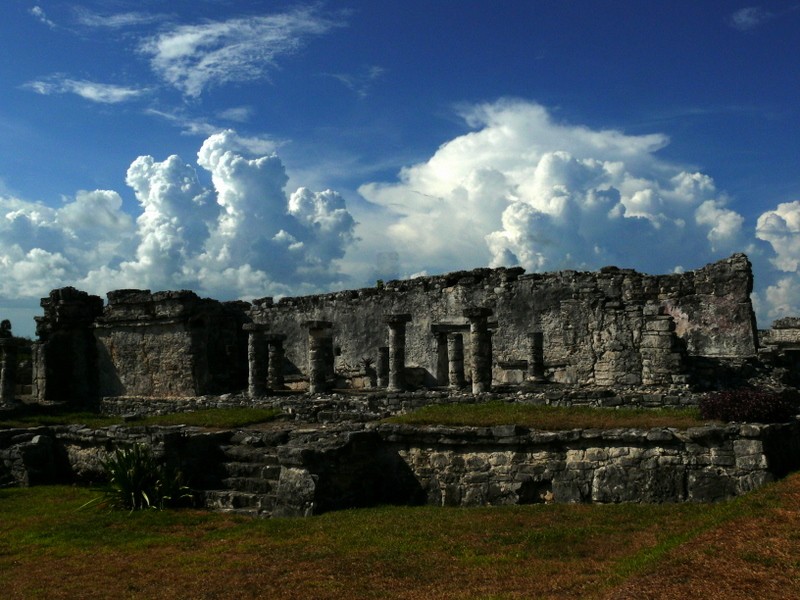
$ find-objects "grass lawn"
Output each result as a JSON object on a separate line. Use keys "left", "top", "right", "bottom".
{"left": 387, "top": 402, "right": 712, "bottom": 430}
{"left": 0, "top": 406, "right": 283, "bottom": 430}
{"left": 2, "top": 474, "right": 799, "bottom": 599}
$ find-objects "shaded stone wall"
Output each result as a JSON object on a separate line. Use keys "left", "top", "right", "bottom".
{"left": 30, "top": 254, "right": 758, "bottom": 400}
{"left": 249, "top": 254, "right": 757, "bottom": 388}
{"left": 374, "top": 422, "right": 797, "bottom": 505}
{"left": 4, "top": 419, "right": 799, "bottom": 511}
{"left": 33, "top": 287, "right": 104, "bottom": 404}
{"left": 94, "top": 290, "right": 249, "bottom": 398}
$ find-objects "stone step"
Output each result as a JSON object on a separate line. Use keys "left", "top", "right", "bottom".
{"left": 221, "top": 476, "right": 276, "bottom": 494}
{"left": 220, "top": 444, "right": 280, "bottom": 464}
{"left": 201, "top": 489, "right": 275, "bottom": 514}
{"left": 222, "top": 461, "right": 281, "bottom": 479}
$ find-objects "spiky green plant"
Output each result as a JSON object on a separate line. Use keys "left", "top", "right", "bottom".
{"left": 100, "top": 444, "right": 192, "bottom": 511}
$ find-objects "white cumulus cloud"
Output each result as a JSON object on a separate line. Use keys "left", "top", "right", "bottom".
{"left": 359, "top": 99, "right": 745, "bottom": 277}
{"left": 0, "top": 131, "right": 358, "bottom": 335}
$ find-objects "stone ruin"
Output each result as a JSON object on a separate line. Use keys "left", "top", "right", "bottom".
{"left": 4, "top": 253, "right": 800, "bottom": 515}
{"left": 20, "top": 253, "right": 761, "bottom": 405}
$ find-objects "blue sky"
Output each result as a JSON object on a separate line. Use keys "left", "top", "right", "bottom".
{"left": 1, "top": 1, "right": 799, "bottom": 338}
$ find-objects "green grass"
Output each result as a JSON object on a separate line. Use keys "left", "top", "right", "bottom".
{"left": 386, "top": 401, "right": 710, "bottom": 430}
{"left": 0, "top": 405, "right": 283, "bottom": 429}
{"left": 135, "top": 407, "right": 283, "bottom": 428}
{"left": 0, "top": 475, "right": 795, "bottom": 599}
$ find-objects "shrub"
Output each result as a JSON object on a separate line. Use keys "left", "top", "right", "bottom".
{"left": 699, "top": 389, "right": 799, "bottom": 423}
{"left": 100, "top": 444, "right": 192, "bottom": 511}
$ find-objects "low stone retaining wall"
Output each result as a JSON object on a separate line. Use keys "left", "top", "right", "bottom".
{"left": 4, "top": 417, "right": 800, "bottom": 514}
{"left": 370, "top": 421, "right": 800, "bottom": 505}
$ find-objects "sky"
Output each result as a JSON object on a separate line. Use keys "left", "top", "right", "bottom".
{"left": 1, "top": 1, "right": 800, "bottom": 338}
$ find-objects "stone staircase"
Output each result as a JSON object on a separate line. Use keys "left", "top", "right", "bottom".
{"left": 200, "top": 431, "right": 286, "bottom": 518}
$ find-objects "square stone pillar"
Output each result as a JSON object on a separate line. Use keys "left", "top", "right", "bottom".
{"left": 384, "top": 314, "right": 412, "bottom": 391}
{"left": 463, "top": 307, "right": 494, "bottom": 394}
{"left": 265, "top": 333, "right": 287, "bottom": 391}
{"left": 243, "top": 323, "right": 267, "bottom": 398}
{"left": 305, "top": 320, "right": 333, "bottom": 394}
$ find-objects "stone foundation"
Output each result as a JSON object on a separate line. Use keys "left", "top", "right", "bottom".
{"left": 4, "top": 407, "right": 799, "bottom": 513}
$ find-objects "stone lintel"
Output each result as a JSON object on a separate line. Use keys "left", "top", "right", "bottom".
{"left": 431, "top": 323, "right": 470, "bottom": 334}
{"left": 463, "top": 307, "right": 493, "bottom": 320}
{"left": 242, "top": 322, "right": 269, "bottom": 332}
{"left": 384, "top": 313, "right": 412, "bottom": 326}
{"left": 304, "top": 320, "right": 332, "bottom": 330}
{"left": 93, "top": 317, "right": 186, "bottom": 329}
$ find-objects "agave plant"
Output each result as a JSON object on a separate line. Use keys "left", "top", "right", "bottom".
{"left": 100, "top": 444, "right": 192, "bottom": 511}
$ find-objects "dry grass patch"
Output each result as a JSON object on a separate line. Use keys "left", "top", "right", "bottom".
{"left": 6, "top": 475, "right": 799, "bottom": 599}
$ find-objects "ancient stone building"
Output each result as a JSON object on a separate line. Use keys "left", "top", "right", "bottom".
{"left": 30, "top": 254, "right": 759, "bottom": 405}
{"left": 33, "top": 288, "right": 248, "bottom": 403}
{"left": 248, "top": 253, "right": 757, "bottom": 391}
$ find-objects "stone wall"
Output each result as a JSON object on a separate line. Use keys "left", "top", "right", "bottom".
{"left": 3, "top": 417, "right": 800, "bottom": 512}
{"left": 33, "top": 287, "right": 104, "bottom": 404}
{"left": 33, "top": 288, "right": 250, "bottom": 401}
{"left": 94, "top": 289, "right": 249, "bottom": 398}
{"left": 373, "top": 422, "right": 799, "bottom": 505}
{"left": 262, "top": 419, "right": 800, "bottom": 514}
{"left": 28, "top": 254, "right": 758, "bottom": 403}
{"left": 249, "top": 254, "right": 757, "bottom": 389}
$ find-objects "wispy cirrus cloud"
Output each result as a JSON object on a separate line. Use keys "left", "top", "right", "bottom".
{"left": 145, "top": 108, "right": 280, "bottom": 154}
{"left": 73, "top": 7, "right": 166, "bottom": 29}
{"left": 729, "top": 6, "right": 775, "bottom": 31}
{"left": 323, "top": 65, "right": 386, "bottom": 98}
{"left": 23, "top": 75, "right": 148, "bottom": 104}
{"left": 30, "top": 6, "right": 56, "bottom": 29}
{"left": 140, "top": 7, "right": 345, "bottom": 98}
{"left": 218, "top": 106, "right": 255, "bottom": 123}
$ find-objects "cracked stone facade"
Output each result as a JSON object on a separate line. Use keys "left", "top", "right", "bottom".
{"left": 29, "top": 254, "right": 761, "bottom": 404}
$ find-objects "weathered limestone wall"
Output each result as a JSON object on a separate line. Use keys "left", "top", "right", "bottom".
{"left": 29, "top": 254, "right": 757, "bottom": 401}
{"left": 264, "top": 419, "right": 800, "bottom": 514}
{"left": 4, "top": 418, "right": 799, "bottom": 511}
{"left": 93, "top": 290, "right": 249, "bottom": 398}
{"left": 33, "top": 287, "right": 104, "bottom": 404}
{"left": 249, "top": 254, "right": 757, "bottom": 388}
{"left": 374, "top": 422, "right": 799, "bottom": 505}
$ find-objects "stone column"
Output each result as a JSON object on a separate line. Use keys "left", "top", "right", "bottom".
{"left": 384, "top": 314, "right": 412, "bottom": 391}
{"left": 31, "top": 341, "right": 46, "bottom": 403}
{"left": 447, "top": 333, "right": 465, "bottom": 389}
{"left": 265, "top": 334, "right": 287, "bottom": 391}
{"left": 527, "top": 330, "right": 546, "bottom": 382}
{"left": 305, "top": 320, "right": 333, "bottom": 394}
{"left": 376, "top": 346, "right": 390, "bottom": 388}
{"left": 243, "top": 323, "right": 267, "bottom": 398}
{"left": 0, "top": 339, "right": 17, "bottom": 406}
{"left": 463, "top": 307, "right": 493, "bottom": 394}
{"left": 640, "top": 315, "right": 684, "bottom": 386}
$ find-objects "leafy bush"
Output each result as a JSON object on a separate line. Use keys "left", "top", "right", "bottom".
{"left": 101, "top": 444, "right": 192, "bottom": 511}
{"left": 699, "top": 389, "right": 799, "bottom": 423}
